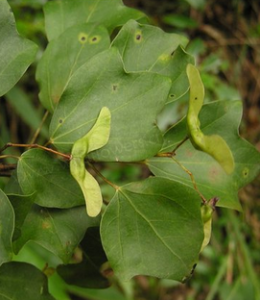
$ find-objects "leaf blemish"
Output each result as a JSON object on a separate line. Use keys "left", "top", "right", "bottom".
{"left": 242, "top": 167, "right": 249, "bottom": 178}
{"left": 112, "top": 84, "right": 118, "bottom": 91}
{"left": 59, "top": 119, "right": 63, "bottom": 124}
{"left": 89, "top": 35, "right": 101, "bottom": 44}
{"left": 78, "top": 32, "right": 88, "bottom": 44}
{"left": 42, "top": 221, "right": 51, "bottom": 229}
{"left": 134, "top": 30, "right": 142, "bottom": 43}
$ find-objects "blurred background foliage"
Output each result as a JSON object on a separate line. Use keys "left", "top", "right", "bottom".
{"left": 0, "top": 0, "right": 260, "bottom": 299}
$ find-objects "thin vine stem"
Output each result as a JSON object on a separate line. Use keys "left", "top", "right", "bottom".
{"left": 88, "top": 162, "right": 119, "bottom": 190}
{"left": 0, "top": 143, "right": 71, "bottom": 160}
{"left": 171, "top": 156, "right": 207, "bottom": 203}
{"left": 171, "top": 136, "right": 189, "bottom": 153}
{"left": 156, "top": 152, "right": 175, "bottom": 158}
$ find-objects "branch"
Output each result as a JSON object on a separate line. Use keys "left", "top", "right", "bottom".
{"left": 0, "top": 143, "right": 71, "bottom": 160}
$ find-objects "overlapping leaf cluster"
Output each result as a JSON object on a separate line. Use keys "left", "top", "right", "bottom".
{"left": 0, "top": 0, "right": 259, "bottom": 297}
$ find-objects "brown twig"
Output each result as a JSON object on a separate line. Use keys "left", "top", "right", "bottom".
{"left": 87, "top": 162, "right": 119, "bottom": 190}
{"left": 0, "top": 143, "right": 71, "bottom": 160}
{"left": 171, "top": 156, "right": 207, "bottom": 204}
{"left": 156, "top": 152, "right": 175, "bottom": 158}
{"left": 0, "top": 163, "right": 16, "bottom": 171}
{"left": 171, "top": 136, "right": 189, "bottom": 153}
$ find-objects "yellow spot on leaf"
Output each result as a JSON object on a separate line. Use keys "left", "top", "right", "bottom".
{"left": 134, "top": 30, "right": 142, "bottom": 43}
{"left": 42, "top": 221, "right": 51, "bottom": 229}
{"left": 78, "top": 32, "right": 88, "bottom": 44}
{"left": 159, "top": 53, "right": 170, "bottom": 62}
{"left": 89, "top": 35, "right": 101, "bottom": 44}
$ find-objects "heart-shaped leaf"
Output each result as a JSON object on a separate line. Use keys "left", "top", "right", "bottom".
{"left": 112, "top": 20, "right": 193, "bottom": 102}
{"left": 13, "top": 205, "right": 99, "bottom": 263}
{"left": 101, "top": 177, "right": 204, "bottom": 281}
{"left": 147, "top": 100, "right": 260, "bottom": 210}
{"left": 70, "top": 107, "right": 111, "bottom": 217}
{"left": 44, "top": 0, "right": 145, "bottom": 41}
{"left": 49, "top": 48, "right": 171, "bottom": 161}
{"left": 17, "top": 148, "right": 85, "bottom": 208}
{"left": 0, "top": 0, "right": 38, "bottom": 96}
{"left": 0, "top": 262, "right": 55, "bottom": 300}
{"left": 0, "top": 190, "right": 14, "bottom": 265}
{"left": 36, "top": 23, "right": 110, "bottom": 112}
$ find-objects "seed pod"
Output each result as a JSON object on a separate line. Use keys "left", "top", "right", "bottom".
{"left": 186, "top": 64, "right": 234, "bottom": 174}
{"left": 70, "top": 107, "right": 111, "bottom": 217}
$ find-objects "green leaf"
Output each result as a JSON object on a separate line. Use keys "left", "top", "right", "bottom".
{"left": 70, "top": 107, "right": 111, "bottom": 217}
{"left": 0, "top": 261, "right": 55, "bottom": 300}
{"left": 44, "top": 0, "right": 145, "bottom": 41}
{"left": 6, "top": 87, "right": 49, "bottom": 138}
{"left": 36, "top": 23, "right": 110, "bottom": 112}
{"left": 0, "top": 0, "right": 38, "bottom": 96}
{"left": 67, "top": 286, "right": 128, "bottom": 300}
{"left": 13, "top": 242, "right": 70, "bottom": 300}
{"left": 162, "top": 14, "right": 198, "bottom": 29}
{"left": 17, "top": 148, "right": 85, "bottom": 208}
{"left": 101, "top": 177, "right": 204, "bottom": 281}
{"left": 186, "top": 64, "right": 234, "bottom": 174}
{"left": 0, "top": 189, "right": 14, "bottom": 265}
{"left": 49, "top": 48, "right": 171, "bottom": 161}
{"left": 3, "top": 170, "right": 23, "bottom": 195}
{"left": 148, "top": 100, "right": 260, "bottom": 210}
{"left": 8, "top": 193, "right": 35, "bottom": 241}
{"left": 13, "top": 205, "right": 99, "bottom": 263}
{"left": 57, "top": 227, "right": 109, "bottom": 289}
{"left": 112, "top": 20, "right": 193, "bottom": 102}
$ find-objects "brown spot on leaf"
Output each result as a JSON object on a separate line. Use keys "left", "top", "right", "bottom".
{"left": 42, "top": 221, "right": 51, "bottom": 229}
{"left": 185, "top": 149, "right": 193, "bottom": 157}
{"left": 208, "top": 166, "right": 221, "bottom": 182}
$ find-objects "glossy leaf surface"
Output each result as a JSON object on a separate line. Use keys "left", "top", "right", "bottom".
{"left": 50, "top": 48, "right": 171, "bottom": 161}
{"left": 148, "top": 101, "right": 260, "bottom": 210}
{"left": 0, "top": 190, "right": 14, "bottom": 265}
{"left": 0, "top": 0, "right": 38, "bottom": 96}
{"left": 13, "top": 205, "right": 99, "bottom": 263}
{"left": 112, "top": 20, "right": 193, "bottom": 102}
{"left": 101, "top": 177, "right": 204, "bottom": 281}
{"left": 36, "top": 23, "right": 110, "bottom": 112}
{"left": 0, "top": 262, "right": 55, "bottom": 300}
{"left": 44, "top": 0, "right": 145, "bottom": 41}
{"left": 17, "top": 149, "right": 85, "bottom": 208}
